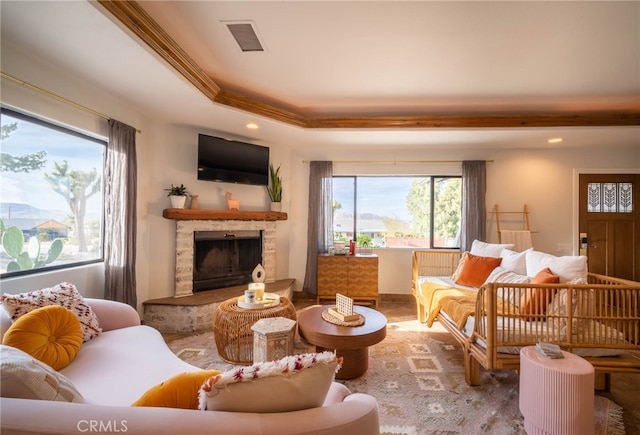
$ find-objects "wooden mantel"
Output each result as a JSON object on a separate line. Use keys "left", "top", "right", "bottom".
{"left": 162, "top": 208, "right": 287, "bottom": 221}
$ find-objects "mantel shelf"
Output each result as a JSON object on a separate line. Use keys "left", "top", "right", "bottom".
{"left": 162, "top": 209, "right": 287, "bottom": 221}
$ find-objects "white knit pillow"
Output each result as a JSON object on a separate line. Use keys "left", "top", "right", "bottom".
{"left": 1, "top": 282, "right": 101, "bottom": 342}
{"left": 0, "top": 345, "right": 84, "bottom": 402}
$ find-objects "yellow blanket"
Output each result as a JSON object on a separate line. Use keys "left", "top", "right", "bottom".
{"left": 417, "top": 281, "right": 478, "bottom": 327}
{"left": 440, "top": 296, "right": 478, "bottom": 331}
{"left": 419, "top": 282, "right": 520, "bottom": 331}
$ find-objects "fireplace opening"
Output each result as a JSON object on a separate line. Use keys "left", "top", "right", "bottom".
{"left": 193, "top": 230, "right": 263, "bottom": 292}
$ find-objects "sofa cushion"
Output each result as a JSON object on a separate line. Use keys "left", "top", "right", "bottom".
{"left": 525, "top": 250, "right": 588, "bottom": 283}
{"left": 519, "top": 267, "right": 560, "bottom": 317}
{"left": 1, "top": 282, "right": 102, "bottom": 342}
{"left": 500, "top": 248, "right": 532, "bottom": 275}
{"left": 59, "top": 325, "right": 200, "bottom": 406}
{"left": 2, "top": 305, "right": 83, "bottom": 370}
{"left": 470, "top": 240, "right": 515, "bottom": 257}
{"left": 454, "top": 253, "right": 502, "bottom": 288}
{"left": 132, "top": 370, "right": 222, "bottom": 409}
{"left": 199, "top": 352, "right": 341, "bottom": 413}
{"left": 0, "top": 344, "right": 84, "bottom": 403}
{"left": 483, "top": 266, "right": 531, "bottom": 307}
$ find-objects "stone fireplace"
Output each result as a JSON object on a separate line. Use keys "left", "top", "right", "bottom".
{"left": 142, "top": 210, "right": 290, "bottom": 333}
{"left": 174, "top": 219, "right": 276, "bottom": 297}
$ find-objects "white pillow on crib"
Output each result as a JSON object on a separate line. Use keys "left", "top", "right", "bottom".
{"left": 483, "top": 266, "right": 531, "bottom": 307}
{"left": 470, "top": 240, "right": 515, "bottom": 258}
{"left": 500, "top": 248, "right": 532, "bottom": 275}
{"left": 525, "top": 250, "right": 587, "bottom": 282}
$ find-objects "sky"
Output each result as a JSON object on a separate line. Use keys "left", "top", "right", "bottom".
{"left": 1, "top": 112, "right": 105, "bottom": 218}
{"left": 333, "top": 176, "right": 418, "bottom": 221}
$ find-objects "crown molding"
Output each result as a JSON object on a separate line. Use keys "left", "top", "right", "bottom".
{"left": 97, "top": 0, "right": 640, "bottom": 129}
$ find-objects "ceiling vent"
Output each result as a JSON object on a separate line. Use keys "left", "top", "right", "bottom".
{"left": 224, "top": 21, "right": 265, "bottom": 52}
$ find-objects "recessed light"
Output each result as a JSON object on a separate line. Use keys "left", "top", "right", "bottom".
{"left": 246, "top": 122, "right": 259, "bottom": 130}
{"left": 548, "top": 137, "right": 563, "bottom": 144}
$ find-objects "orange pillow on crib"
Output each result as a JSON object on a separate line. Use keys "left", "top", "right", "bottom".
{"left": 519, "top": 267, "right": 559, "bottom": 317}
{"left": 454, "top": 253, "right": 502, "bottom": 288}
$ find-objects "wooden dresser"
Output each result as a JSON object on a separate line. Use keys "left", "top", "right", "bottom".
{"left": 317, "top": 254, "right": 379, "bottom": 308}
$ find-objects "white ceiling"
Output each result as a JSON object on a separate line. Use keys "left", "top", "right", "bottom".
{"left": 2, "top": 1, "right": 639, "bottom": 150}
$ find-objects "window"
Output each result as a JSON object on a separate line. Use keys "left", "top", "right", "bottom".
{"left": 1, "top": 108, "right": 105, "bottom": 277}
{"left": 333, "top": 176, "right": 461, "bottom": 249}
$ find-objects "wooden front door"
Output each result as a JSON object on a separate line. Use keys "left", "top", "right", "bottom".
{"left": 579, "top": 174, "right": 639, "bottom": 280}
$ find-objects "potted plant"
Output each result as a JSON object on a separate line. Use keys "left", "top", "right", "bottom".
{"left": 266, "top": 163, "right": 282, "bottom": 211}
{"left": 165, "top": 183, "right": 188, "bottom": 209}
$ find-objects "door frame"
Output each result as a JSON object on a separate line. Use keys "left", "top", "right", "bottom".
{"left": 572, "top": 167, "right": 640, "bottom": 254}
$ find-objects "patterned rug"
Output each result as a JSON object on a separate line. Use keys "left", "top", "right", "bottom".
{"left": 166, "top": 318, "right": 625, "bottom": 435}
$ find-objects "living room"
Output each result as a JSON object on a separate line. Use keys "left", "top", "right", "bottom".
{"left": 2, "top": 0, "right": 639, "bottom": 306}
{"left": 1, "top": 2, "right": 639, "bottom": 432}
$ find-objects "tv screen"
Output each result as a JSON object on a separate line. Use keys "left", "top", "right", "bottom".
{"left": 197, "top": 134, "right": 269, "bottom": 186}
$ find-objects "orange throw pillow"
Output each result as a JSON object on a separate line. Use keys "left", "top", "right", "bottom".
{"left": 454, "top": 253, "right": 502, "bottom": 288}
{"left": 132, "top": 370, "right": 222, "bottom": 409}
{"left": 519, "top": 267, "right": 560, "bottom": 317}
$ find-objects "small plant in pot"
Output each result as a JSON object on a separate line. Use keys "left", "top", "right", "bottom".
{"left": 165, "top": 183, "right": 188, "bottom": 209}
{"left": 266, "top": 163, "right": 282, "bottom": 211}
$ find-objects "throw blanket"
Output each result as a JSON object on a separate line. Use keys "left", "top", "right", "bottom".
{"left": 440, "top": 296, "right": 478, "bottom": 331}
{"left": 419, "top": 281, "right": 521, "bottom": 331}
{"left": 418, "top": 281, "right": 478, "bottom": 327}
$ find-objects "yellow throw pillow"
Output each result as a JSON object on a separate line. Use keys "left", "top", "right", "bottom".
{"left": 131, "top": 370, "right": 222, "bottom": 409}
{"left": 2, "top": 305, "right": 83, "bottom": 370}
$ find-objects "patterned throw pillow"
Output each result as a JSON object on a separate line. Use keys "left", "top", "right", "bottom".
{"left": 1, "top": 282, "right": 102, "bottom": 342}
{"left": 199, "top": 351, "right": 341, "bottom": 413}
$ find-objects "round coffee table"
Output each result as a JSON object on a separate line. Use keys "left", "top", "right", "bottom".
{"left": 214, "top": 296, "right": 297, "bottom": 365}
{"left": 297, "top": 305, "right": 387, "bottom": 379}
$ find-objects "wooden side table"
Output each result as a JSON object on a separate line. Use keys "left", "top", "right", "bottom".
{"left": 213, "top": 296, "right": 297, "bottom": 365}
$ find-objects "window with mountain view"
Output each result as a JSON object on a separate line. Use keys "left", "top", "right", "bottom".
{"left": 333, "top": 176, "right": 462, "bottom": 249}
{"left": 0, "top": 108, "right": 105, "bottom": 277}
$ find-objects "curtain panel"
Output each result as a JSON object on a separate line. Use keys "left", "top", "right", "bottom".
{"left": 104, "top": 119, "right": 137, "bottom": 307}
{"left": 460, "top": 160, "right": 486, "bottom": 251}
{"left": 303, "top": 161, "right": 333, "bottom": 294}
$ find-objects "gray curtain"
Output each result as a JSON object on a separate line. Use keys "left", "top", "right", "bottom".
{"left": 104, "top": 119, "right": 137, "bottom": 307}
{"left": 303, "top": 161, "right": 333, "bottom": 294}
{"left": 460, "top": 160, "right": 486, "bottom": 251}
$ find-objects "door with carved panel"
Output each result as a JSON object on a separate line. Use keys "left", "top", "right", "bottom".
{"left": 579, "top": 174, "right": 639, "bottom": 280}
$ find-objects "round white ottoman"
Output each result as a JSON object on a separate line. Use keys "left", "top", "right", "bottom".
{"left": 519, "top": 346, "right": 595, "bottom": 435}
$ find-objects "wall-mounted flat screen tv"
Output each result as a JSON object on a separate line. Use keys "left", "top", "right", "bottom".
{"left": 197, "top": 134, "right": 269, "bottom": 186}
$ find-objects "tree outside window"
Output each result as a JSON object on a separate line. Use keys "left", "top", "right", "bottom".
{"left": 0, "top": 108, "right": 105, "bottom": 276}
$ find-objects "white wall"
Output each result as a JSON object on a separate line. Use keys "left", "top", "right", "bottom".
{"left": 287, "top": 146, "right": 640, "bottom": 295}
{"left": 2, "top": 43, "right": 639, "bottom": 310}
{"left": 143, "top": 122, "right": 294, "bottom": 301}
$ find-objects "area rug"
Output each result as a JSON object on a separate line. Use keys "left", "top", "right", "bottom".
{"left": 166, "top": 318, "right": 625, "bottom": 435}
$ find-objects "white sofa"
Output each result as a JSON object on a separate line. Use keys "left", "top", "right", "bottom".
{"left": 1, "top": 298, "right": 380, "bottom": 435}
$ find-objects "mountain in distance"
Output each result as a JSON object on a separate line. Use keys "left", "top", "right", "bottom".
{"left": 1, "top": 202, "right": 69, "bottom": 222}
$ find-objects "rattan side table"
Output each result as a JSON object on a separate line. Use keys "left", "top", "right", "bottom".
{"left": 213, "top": 296, "right": 297, "bottom": 365}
